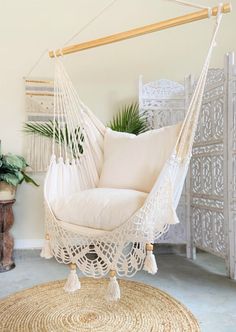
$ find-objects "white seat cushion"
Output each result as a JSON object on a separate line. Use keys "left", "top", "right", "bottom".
{"left": 52, "top": 188, "right": 147, "bottom": 231}
{"left": 98, "top": 124, "right": 182, "bottom": 193}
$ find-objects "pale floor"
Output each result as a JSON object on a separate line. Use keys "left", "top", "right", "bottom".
{"left": 0, "top": 250, "right": 236, "bottom": 332}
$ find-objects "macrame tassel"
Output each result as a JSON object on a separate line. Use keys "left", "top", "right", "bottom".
{"left": 106, "top": 270, "right": 120, "bottom": 302}
{"left": 143, "top": 243, "right": 158, "bottom": 274}
{"left": 63, "top": 264, "right": 81, "bottom": 293}
{"left": 40, "top": 234, "right": 53, "bottom": 259}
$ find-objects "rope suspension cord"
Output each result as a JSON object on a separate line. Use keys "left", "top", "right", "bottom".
{"left": 175, "top": 3, "right": 224, "bottom": 160}
{"left": 166, "top": 0, "right": 211, "bottom": 11}
{"left": 165, "top": 0, "right": 212, "bottom": 17}
{"left": 26, "top": 0, "right": 118, "bottom": 77}
{"left": 50, "top": 0, "right": 118, "bottom": 157}
{"left": 26, "top": 48, "right": 49, "bottom": 77}
{"left": 49, "top": 2, "right": 231, "bottom": 58}
{"left": 62, "top": 0, "right": 119, "bottom": 47}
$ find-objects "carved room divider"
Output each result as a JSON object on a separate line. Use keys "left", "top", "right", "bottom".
{"left": 139, "top": 52, "right": 236, "bottom": 279}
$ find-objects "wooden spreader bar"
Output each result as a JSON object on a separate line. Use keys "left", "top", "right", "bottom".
{"left": 49, "top": 3, "right": 231, "bottom": 58}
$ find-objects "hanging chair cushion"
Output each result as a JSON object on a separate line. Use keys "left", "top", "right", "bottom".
{"left": 98, "top": 124, "right": 182, "bottom": 193}
{"left": 52, "top": 188, "right": 147, "bottom": 231}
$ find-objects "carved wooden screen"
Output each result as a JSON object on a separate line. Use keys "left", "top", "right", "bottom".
{"left": 139, "top": 53, "right": 236, "bottom": 278}
{"left": 190, "top": 68, "right": 226, "bottom": 258}
{"left": 139, "top": 76, "right": 191, "bottom": 246}
{"left": 191, "top": 53, "right": 236, "bottom": 279}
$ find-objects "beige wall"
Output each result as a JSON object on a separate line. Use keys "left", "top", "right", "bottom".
{"left": 0, "top": 0, "right": 235, "bottom": 247}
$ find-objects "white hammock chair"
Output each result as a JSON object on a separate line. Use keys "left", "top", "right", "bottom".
{"left": 40, "top": 6, "right": 223, "bottom": 300}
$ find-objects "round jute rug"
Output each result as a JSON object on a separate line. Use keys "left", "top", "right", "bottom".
{"left": 0, "top": 278, "right": 200, "bottom": 332}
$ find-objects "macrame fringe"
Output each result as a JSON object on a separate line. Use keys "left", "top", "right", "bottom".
{"left": 63, "top": 265, "right": 81, "bottom": 293}
{"left": 143, "top": 244, "right": 158, "bottom": 275}
{"left": 26, "top": 133, "right": 53, "bottom": 172}
{"left": 106, "top": 272, "right": 120, "bottom": 302}
{"left": 40, "top": 234, "right": 53, "bottom": 259}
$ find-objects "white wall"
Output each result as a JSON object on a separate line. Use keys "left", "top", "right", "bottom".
{"left": 0, "top": 0, "right": 235, "bottom": 247}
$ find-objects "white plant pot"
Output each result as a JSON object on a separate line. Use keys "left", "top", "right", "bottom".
{"left": 0, "top": 182, "right": 16, "bottom": 201}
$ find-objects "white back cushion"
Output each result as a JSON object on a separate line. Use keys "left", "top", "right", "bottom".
{"left": 98, "top": 123, "right": 182, "bottom": 193}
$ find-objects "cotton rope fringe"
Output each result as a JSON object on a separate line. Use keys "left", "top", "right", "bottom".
{"left": 143, "top": 244, "right": 158, "bottom": 274}
{"left": 63, "top": 264, "right": 81, "bottom": 292}
{"left": 40, "top": 234, "right": 53, "bottom": 259}
{"left": 26, "top": 134, "right": 53, "bottom": 172}
{"left": 106, "top": 270, "right": 121, "bottom": 302}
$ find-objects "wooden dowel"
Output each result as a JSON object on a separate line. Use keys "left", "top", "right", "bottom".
{"left": 25, "top": 79, "right": 53, "bottom": 84}
{"left": 146, "top": 243, "right": 154, "bottom": 251}
{"left": 26, "top": 92, "right": 54, "bottom": 97}
{"left": 109, "top": 270, "right": 116, "bottom": 277}
{"left": 70, "top": 263, "right": 77, "bottom": 270}
{"left": 49, "top": 3, "right": 231, "bottom": 58}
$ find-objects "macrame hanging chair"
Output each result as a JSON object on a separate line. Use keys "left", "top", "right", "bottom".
{"left": 40, "top": 2, "right": 225, "bottom": 300}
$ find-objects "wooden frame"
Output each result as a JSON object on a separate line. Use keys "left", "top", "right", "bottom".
{"left": 49, "top": 3, "right": 231, "bottom": 58}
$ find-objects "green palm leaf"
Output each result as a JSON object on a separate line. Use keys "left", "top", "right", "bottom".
{"left": 108, "top": 102, "right": 148, "bottom": 135}
{"left": 23, "top": 121, "right": 83, "bottom": 156}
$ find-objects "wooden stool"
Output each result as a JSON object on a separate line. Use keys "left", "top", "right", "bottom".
{"left": 0, "top": 199, "right": 15, "bottom": 272}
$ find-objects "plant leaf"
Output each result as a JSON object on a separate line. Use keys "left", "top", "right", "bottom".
{"left": 108, "top": 102, "right": 148, "bottom": 135}
{"left": 23, "top": 121, "right": 83, "bottom": 158}
{"left": 0, "top": 173, "right": 19, "bottom": 187}
{"left": 2, "top": 154, "right": 26, "bottom": 170}
{"left": 22, "top": 171, "right": 39, "bottom": 187}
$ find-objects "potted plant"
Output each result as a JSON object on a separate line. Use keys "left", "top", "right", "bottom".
{"left": 0, "top": 146, "right": 38, "bottom": 201}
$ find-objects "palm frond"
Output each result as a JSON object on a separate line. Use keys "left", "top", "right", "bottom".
{"left": 24, "top": 120, "right": 60, "bottom": 141}
{"left": 23, "top": 121, "right": 83, "bottom": 156}
{"left": 108, "top": 102, "right": 148, "bottom": 135}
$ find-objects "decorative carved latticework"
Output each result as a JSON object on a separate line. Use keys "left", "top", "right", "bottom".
{"left": 139, "top": 76, "right": 190, "bottom": 245}
{"left": 190, "top": 56, "right": 236, "bottom": 278}
{"left": 191, "top": 68, "right": 226, "bottom": 258}
{"left": 139, "top": 53, "right": 236, "bottom": 279}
